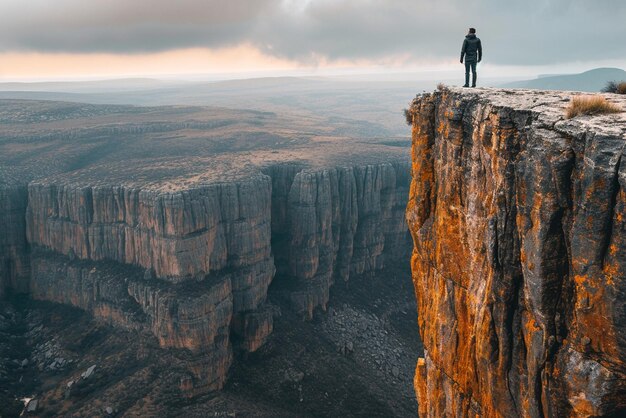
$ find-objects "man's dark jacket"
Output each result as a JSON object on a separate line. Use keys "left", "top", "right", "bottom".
{"left": 460, "top": 34, "right": 482, "bottom": 62}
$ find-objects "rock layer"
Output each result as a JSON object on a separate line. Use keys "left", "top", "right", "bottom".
{"left": 406, "top": 88, "right": 626, "bottom": 417}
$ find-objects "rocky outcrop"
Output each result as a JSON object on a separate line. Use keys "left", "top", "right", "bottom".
{"left": 406, "top": 88, "right": 626, "bottom": 417}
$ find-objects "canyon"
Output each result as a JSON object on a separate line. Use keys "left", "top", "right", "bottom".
{"left": 407, "top": 87, "right": 626, "bottom": 417}
{"left": 3, "top": 87, "right": 625, "bottom": 417}
{"left": 0, "top": 99, "right": 417, "bottom": 416}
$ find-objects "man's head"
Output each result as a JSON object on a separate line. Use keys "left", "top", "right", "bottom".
{"left": 469, "top": 28, "right": 476, "bottom": 34}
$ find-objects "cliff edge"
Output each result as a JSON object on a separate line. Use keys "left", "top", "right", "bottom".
{"left": 406, "top": 88, "right": 625, "bottom": 417}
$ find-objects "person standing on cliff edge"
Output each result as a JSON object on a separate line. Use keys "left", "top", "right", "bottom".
{"left": 460, "top": 28, "right": 482, "bottom": 87}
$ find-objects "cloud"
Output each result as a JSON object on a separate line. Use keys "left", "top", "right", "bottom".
{"left": 0, "top": 46, "right": 302, "bottom": 80}
{"left": 1, "top": 0, "right": 625, "bottom": 65}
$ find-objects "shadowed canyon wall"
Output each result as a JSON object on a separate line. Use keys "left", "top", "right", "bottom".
{"left": 406, "top": 88, "right": 626, "bottom": 417}
{"left": 0, "top": 160, "right": 411, "bottom": 394}
{"left": 0, "top": 185, "right": 29, "bottom": 297}
{"left": 267, "top": 162, "right": 411, "bottom": 317}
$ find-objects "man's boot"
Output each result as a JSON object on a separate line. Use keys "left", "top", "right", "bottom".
{"left": 472, "top": 72, "right": 477, "bottom": 88}
{"left": 463, "top": 72, "right": 470, "bottom": 88}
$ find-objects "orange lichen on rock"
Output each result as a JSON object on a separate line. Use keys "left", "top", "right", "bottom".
{"left": 406, "top": 88, "right": 626, "bottom": 417}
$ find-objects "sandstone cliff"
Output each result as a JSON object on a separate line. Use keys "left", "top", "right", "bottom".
{"left": 406, "top": 88, "right": 626, "bottom": 417}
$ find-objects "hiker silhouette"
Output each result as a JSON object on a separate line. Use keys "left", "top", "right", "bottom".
{"left": 460, "top": 28, "right": 482, "bottom": 87}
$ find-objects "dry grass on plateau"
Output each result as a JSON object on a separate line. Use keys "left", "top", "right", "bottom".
{"left": 602, "top": 80, "right": 626, "bottom": 94}
{"left": 565, "top": 95, "right": 622, "bottom": 119}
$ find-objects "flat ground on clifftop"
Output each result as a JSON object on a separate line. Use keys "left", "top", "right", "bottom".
{"left": 421, "top": 86, "right": 626, "bottom": 135}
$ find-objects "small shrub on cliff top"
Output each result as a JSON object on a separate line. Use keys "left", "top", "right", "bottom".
{"left": 602, "top": 80, "right": 626, "bottom": 94}
{"left": 565, "top": 95, "right": 622, "bottom": 119}
{"left": 403, "top": 108, "right": 413, "bottom": 126}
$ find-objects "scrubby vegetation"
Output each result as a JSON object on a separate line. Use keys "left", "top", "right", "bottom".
{"left": 403, "top": 108, "right": 413, "bottom": 126}
{"left": 565, "top": 95, "right": 622, "bottom": 119}
{"left": 601, "top": 80, "right": 626, "bottom": 94}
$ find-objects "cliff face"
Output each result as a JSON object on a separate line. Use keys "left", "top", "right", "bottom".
{"left": 26, "top": 177, "right": 274, "bottom": 282}
{"left": 268, "top": 162, "right": 411, "bottom": 317}
{"left": 1, "top": 159, "right": 411, "bottom": 394}
{"left": 30, "top": 252, "right": 235, "bottom": 392}
{"left": 406, "top": 88, "right": 626, "bottom": 417}
{"left": 0, "top": 185, "right": 29, "bottom": 297}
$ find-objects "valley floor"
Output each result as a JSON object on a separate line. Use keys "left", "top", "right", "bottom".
{"left": 0, "top": 265, "right": 421, "bottom": 417}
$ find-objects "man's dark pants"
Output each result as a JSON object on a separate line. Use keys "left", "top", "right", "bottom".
{"left": 465, "top": 61, "right": 477, "bottom": 86}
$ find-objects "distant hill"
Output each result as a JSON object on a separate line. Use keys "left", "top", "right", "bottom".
{"left": 501, "top": 68, "right": 626, "bottom": 92}
{"left": 0, "top": 78, "right": 174, "bottom": 93}
{"left": 0, "top": 76, "right": 443, "bottom": 137}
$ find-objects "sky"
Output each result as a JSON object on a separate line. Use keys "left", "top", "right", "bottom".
{"left": 1, "top": 0, "right": 625, "bottom": 81}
